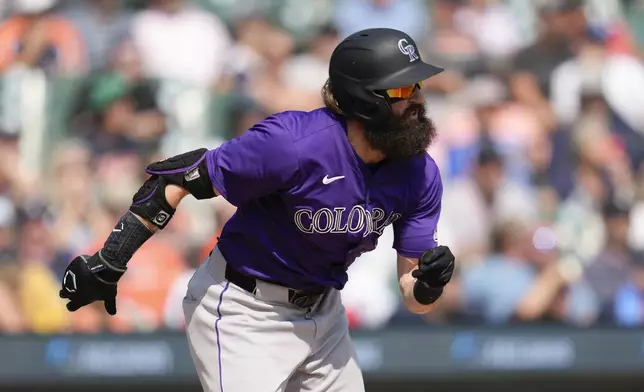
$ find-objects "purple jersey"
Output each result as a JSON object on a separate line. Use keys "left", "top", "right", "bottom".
{"left": 205, "top": 108, "right": 443, "bottom": 291}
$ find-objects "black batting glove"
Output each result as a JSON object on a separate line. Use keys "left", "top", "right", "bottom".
{"left": 59, "top": 252, "right": 125, "bottom": 315}
{"left": 411, "top": 245, "right": 455, "bottom": 288}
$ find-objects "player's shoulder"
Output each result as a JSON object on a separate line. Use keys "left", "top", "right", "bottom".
{"left": 244, "top": 108, "right": 342, "bottom": 149}
{"left": 270, "top": 108, "right": 344, "bottom": 141}
{"left": 394, "top": 152, "right": 442, "bottom": 214}
{"left": 405, "top": 151, "right": 442, "bottom": 189}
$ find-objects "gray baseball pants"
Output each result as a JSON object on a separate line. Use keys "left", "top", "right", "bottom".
{"left": 182, "top": 247, "right": 365, "bottom": 392}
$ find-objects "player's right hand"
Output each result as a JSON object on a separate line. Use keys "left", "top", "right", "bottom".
{"left": 412, "top": 245, "right": 455, "bottom": 288}
{"left": 59, "top": 254, "right": 119, "bottom": 315}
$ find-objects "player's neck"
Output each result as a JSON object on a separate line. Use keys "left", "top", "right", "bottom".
{"left": 346, "top": 121, "right": 386, "bottom": 164}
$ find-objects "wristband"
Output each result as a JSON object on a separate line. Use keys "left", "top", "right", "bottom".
{"left": 413, "top": 280, "right": 443, "bottom": 305}
{"left": 84, "top": 251, "right": 127, "bottom": 284}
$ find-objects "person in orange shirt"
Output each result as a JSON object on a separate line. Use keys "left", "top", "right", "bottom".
{"left": 0, "top": 0, "right": 86, "bottom": 75}
{"left": 106, "top": 238, "right": 188, "bottom": 332}
{"left": 79, "top": 231, "right": 188, "bottom": 333}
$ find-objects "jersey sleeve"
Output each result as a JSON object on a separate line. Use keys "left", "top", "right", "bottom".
{"left": 205, "top": 114, "right": 299, "bottom": 206}
{"left": 392, "top": 159, "right": 443, "bottom": 258}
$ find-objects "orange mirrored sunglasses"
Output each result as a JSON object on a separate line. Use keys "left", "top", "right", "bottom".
{"left": 386, "top": 82, "right": 423, "bottom": 100}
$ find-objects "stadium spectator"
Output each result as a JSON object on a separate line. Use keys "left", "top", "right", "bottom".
{"left": 341, "top": 226, "right": 400, "bottom": 330}
{"left": 46, "top": 140, "right": 102, "bottom": 274}
{"left": 245, "top": 20, "right": 321, "bottom": 113}
{"left": 509, "top": 0, "right": 581, "bottom": 131}
{"left": 0, "top": 197, "right": 22, "bottom": 333}
{"left": 452, "top": 0, "right": 523, "bottom": 60}
{"left": 585, "top": 196, "right": 637, "bottom": 320}
{"left": 460, "top": 219, "right": 598, "bottom": 325}
{"left": 131, "top": 0, "right": 231, "bottom": 86}
{"left": 63, "top": 0, "right": 133, "bottom": 71}
{"left": 15, "top": 202, "right": 71, "bottom": 333}
{"left": 550, "top": 20, "right": 644, "bottom": 148}
{"left": 222, "top": 16, "right": 272, "bottom": 95}
{"left": 439, "top": 146, "right": 538, "bottom": 264}
{"left": 0, "top": 0, "right": 85, "bottom": 75}
{"left": 70, "top": 40, "right": 165, "bottom": 156}
{"left": 613, "top": 251, "right": 644, "bottom": 326}
{"left": 420, "top": 0, "right": 474, "bottom": 93}
{"left": 281, "top": 24, "right": 340, "bottom": 94}
{"left": 332, "top": 0, "right": 429, "bottom": 41}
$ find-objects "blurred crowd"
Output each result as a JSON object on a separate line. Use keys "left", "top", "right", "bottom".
{"left": 1, "top": 0, "right": 644, "bottom": 334}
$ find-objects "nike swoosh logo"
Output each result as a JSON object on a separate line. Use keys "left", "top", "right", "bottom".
{"left": 112, "top": 223, "right": 124, "bottom": 233}
{"left": 322, "top": 175, "right": 345, "bottom": 185}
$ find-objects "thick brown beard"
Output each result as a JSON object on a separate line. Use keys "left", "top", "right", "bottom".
{"left": 363, "top": 104, "right": 436, "bottom": 161}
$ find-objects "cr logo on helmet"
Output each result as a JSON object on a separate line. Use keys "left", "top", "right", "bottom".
{"left": 398, "top": 39, "right": 419, "bottom": 62}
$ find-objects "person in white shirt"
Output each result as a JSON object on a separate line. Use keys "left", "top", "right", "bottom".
{"left": 131, "top": 0, "right": 231, "bottom": 86}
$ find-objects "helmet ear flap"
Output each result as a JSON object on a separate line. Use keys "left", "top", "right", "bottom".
{"left": 372, "top": 89, "right": 393, "bottom": 118}
{"left": 361, "top": 90, "right": 392, "bottom": 124}
{"left": 331, "top": 77, "right": 392, "bottom": 124}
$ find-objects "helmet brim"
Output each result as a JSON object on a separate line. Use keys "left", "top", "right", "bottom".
{"left": 367, "top": 61, "right": 444, "bottom": 90}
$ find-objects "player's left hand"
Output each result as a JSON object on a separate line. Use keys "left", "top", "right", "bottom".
{"left": 59, "top": 254, "right": 119, "bottom": 315}
{"left": 412, "top": 245, "right": 455, "bottom": 288}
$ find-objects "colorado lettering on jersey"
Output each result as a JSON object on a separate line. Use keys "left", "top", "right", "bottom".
{"left": 293, "top": 206, "right": 402, "bottom": 237}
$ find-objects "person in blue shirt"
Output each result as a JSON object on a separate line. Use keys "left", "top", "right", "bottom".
{"left": 613, "top": 252, "right": 644, "bottom": 327}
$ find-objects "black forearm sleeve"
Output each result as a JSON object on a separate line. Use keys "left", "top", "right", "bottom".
{"left": 413, "top": 280, "right": 443, "bottom": 305}
{"left": 83, "top": 212, "right": 154, "bottom": 284}
{"left": 102, "top": 211, "right": 154, "bottom": 268}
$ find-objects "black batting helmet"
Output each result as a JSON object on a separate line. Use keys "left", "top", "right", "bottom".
{"left": 328, "top": 28, "right": 443, "bottom": 123}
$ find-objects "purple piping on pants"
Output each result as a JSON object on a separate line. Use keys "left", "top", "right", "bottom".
{"left": 215, "top": 281, "right": 230, "bottom": 392}
{"left": 145, "top": 154, "right": 207, "bottom": 175}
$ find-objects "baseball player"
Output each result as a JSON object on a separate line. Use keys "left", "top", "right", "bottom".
{"left": 59, "top": 28, "right": 456, "bottom": 392}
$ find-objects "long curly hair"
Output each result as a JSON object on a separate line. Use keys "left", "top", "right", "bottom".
{"left": 321, "top": 79, "right": 344, "bottom": 115}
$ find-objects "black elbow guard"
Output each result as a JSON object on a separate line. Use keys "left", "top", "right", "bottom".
{"left": 130, "top": 176, "right": 176, "bottom": 229}
{"left": 145, "top": 148, "right": 216, "bottom": 200}
{"left": 130, "top": 149, "right": 216, "bottom": 230}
